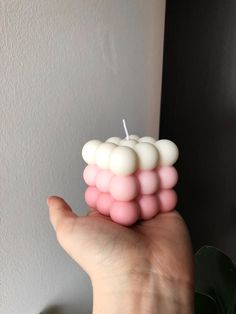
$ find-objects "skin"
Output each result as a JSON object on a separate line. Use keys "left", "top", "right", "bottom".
{"left": 48, "top": 196, "right": 194, "bottom": 314}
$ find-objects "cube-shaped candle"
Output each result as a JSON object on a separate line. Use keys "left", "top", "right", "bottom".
{"left": 82, "top": 122, "right": 179, "bottom": 226}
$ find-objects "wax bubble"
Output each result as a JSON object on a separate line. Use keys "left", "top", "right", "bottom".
{"left": 110, "top": 201, "right": 140, "bottom": 226}
{"left": 136, "top": 170, "right": 159, "bottom": 195}
{"left": 84, "top": 186, "right": 100, "bottom": 208}
{"left": 119, "top": 139, "right": 138, "bottom": 149}
{"left": 95, "top": 142, "right": 117, "bottom": 169}
{"left": 139, "top": 136, "right": 156, "bottom": 144}
{"left": 156, "top": 166, "right": 178, "bottom": 189}
{"left": 82, "top": 140, "right": 102, "bottom": 164}
{"left": 109, "top": 146, "right": 138, "bottom": 175}
{"left": 157, "top": 189, "right": 177, "bottom": 212}
{"left": 155, "top": 140, "right": 179, "bottom": 166}
{"left": 83, "top": 165, "right": 99, "bottom": 186}
{"left": 106, "top": 137, "right": 121, "bottom": 145}
{"left": 128, "top": 135, "right": 140, "bottom": 141}
{"left": 109, "top": 175, "right": 139, "bottom": 201}
{"left": 95, "top": 169, "right": 114, "bottom": 192}
{"left": 134, "top": 142, "right": 159, "bottom": 170}
{"left": 137, "top": 195, "right": 159, "bottom": 220}
{"left": 96, "top": 193, "right": 114, "bottom": 216}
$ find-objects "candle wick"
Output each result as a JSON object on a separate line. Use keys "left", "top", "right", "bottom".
{"left": 122, "top": 119, "right": 129, "bottom": 140}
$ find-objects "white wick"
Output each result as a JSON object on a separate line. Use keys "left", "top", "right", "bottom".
{"left": 122, "top": 119, "right": 129, "bottom": 140}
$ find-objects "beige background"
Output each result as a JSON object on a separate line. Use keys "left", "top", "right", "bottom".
{"left": 0, "top": 1, "right": 166, "bottom": 313}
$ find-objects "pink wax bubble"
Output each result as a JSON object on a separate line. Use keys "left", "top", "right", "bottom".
{"left": 137, "top": 195, "right": 159, "bottom": 220}
{"left": 136, "top": 170, "right": 159, "bottom": 195}
{"left": 156, "top": 166, "right": 178, "bottom": 189}
{"left": 83, "top": 165, "right": 99, "bottom": 186}
{"left": 84, "top": 186, "right": 100, "bottom": 208}
{"left": 110, "top": 201, "right": 140, "bottom": 226}
{"left": 95, "top": 169, "right": 114, "bottom": 193}
{"left": 157, "top": 189, "right": 177, "bottom": 212}
{"left": 96, "top": 193, "right": 114, "bottom": 216}
{"left": 109, "top": 175, "right": 139, "bottom": 201}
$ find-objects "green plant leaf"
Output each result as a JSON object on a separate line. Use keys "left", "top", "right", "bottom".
{"left": 195, "top": 246, "right": 236, "bottom": 314}
{"left": 195, "top": 292, "right": 220, "bottom": 314}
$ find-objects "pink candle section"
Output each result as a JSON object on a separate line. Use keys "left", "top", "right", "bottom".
{"left": 84, "top": 165, "right": 178, "bottom": 225}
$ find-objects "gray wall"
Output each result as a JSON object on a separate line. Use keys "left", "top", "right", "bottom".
{"left": 1, "top": 1, "right": 166, "bottom": 313}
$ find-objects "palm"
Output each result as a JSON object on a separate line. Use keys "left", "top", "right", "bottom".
{"left": 49, "top": 197, "right": 193, "bottom": 282}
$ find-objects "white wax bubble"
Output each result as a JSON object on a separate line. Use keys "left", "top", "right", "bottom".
{"left": 155, "top": 139, "right": 179, "bottom": 166}
{"left": 134, "top": 142, "right": 159, "bottom": 170}
{"left": 128, "top": 134, "right": 140, "bottom": 140}
{"left": 82, "top": 140, "right": 102, "bottom": 164}
{"left": 109, "top": 146, "right": 138, "bottom": 175}
{"left": 95, "top": 142, "right": 117, "bottom": 169}
{"left": 139, "top": 136, "right": 156, "bottom": 144}
{"left": 119, "top": 139, "right": 138, "bottom": 149}
{"left": 106, "top": 137, "right": 121, "bottom": 145}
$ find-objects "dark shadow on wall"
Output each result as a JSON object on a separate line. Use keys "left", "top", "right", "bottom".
{"left": 160, "top": 0, "right": 236, "bottom": 261}
{"left": 40, "top": 304, "right": 89, "bottom": 314}
{"left": 40, "top": 305, "right": 63, "bottom": 314}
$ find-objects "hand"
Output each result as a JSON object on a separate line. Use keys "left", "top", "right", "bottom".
{"left": 48, "top": 196, "right": 194, "bottom": 314}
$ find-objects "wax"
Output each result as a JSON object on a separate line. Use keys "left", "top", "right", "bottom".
{"left": 128, "top": 134, "right": 140, "bottom": 140}
{"left": 135, "top": 170, "right": 159, "bottom": 195}
{"left": 82, "top": 125, "right": 179, "bottom": 225}
{"left": 119, "top": 139, "right": 138, "bottom": 149}
{"left": 134, "top": 142, "right": 159, "bottom": 170}
{"left": 110, "top": 201, "right": 140, "bottom": 226}
{"left": 85, "top": 186, "right": 100, "bottom": 208}
{"left": 137, "top": 195, "right": 159, "bottom": 220}
{"left": 109, "top": 175, "right": 139, "bottom": 201}
{"left": 106, "top": 137, "right": 121, "bottom": 145}
{"left": 109, "top": 146, "right": 138, "bottom": 175}
{"left": 95, "top": 142, "right": 117, "bottom": 169}
{"left": 155, "top": 140, "right": 179, "bottom": 166}
{"left": 157, "top": 189, "right": 177, "bottom": 212}
{"left": 83, "top": 164, "right": 99, "bottom": 186}
{"left": 96, "top": 193, "right": 114, "bottom": 216}
{"left": 139, "top": 136, "right": 156, "bottom": 144}
{"left": 82, "top": 140, "right": 102, "bottom": 164}
{"left": 156, "top": 166, "right": 178, "bottom": 189}
{"left": 95, "top": 169, "right": 114, "bottom": 192}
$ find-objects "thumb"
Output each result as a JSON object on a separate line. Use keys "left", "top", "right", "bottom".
{"left": 47, "top": 196, "right": 77, "bottom": 233}
{"left": 47, "top": 195, "right": 94, "bottom": 272}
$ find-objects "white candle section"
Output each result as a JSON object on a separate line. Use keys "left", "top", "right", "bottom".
{"left": 134, "top": 142, "right": 159, "bottom": 170}
{"left": 106, "top": 137, "right": 121, "bottom": 145}
{"left": 119, "top": 139, "right": 138, "bottom": 149}
{"left": 139, "top": 136, "right": 156, "bottom": 144}
{"left": 82, "top": 137, "right": 179, "bottom": 174}
{"left": 82, "top": 140, "right": 102, "bottom": 164}
{"left": 128, "top": 134, "right": 140, "bottom": 140}
{"left": 110, "top": 146, "right": 137, "bottom": 175}
{"left": 155, "top": 140, "right": 179, "bottom": 166}
{"left": 95, "top": 142, "right": 117, "bottom": 169}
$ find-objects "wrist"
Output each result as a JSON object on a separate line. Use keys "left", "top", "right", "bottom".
{"left": 91, "top": 269, "right": 194, "bottom": 314}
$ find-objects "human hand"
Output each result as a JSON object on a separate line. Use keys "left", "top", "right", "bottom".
{"left": 48, "top": 196, "right": 194, "bottom": 314}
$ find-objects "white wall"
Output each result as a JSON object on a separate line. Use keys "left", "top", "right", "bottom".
{"left": 0, "top": 1, "right": 166, "bottom": 313}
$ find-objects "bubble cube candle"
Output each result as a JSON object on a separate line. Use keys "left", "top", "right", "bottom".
{"left": 82, "top": 120, "right": 179, "bottom": 226}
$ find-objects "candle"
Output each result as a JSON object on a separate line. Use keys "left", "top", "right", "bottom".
{"left": 82, "top": 120, "right": 179, "bottom": 226}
